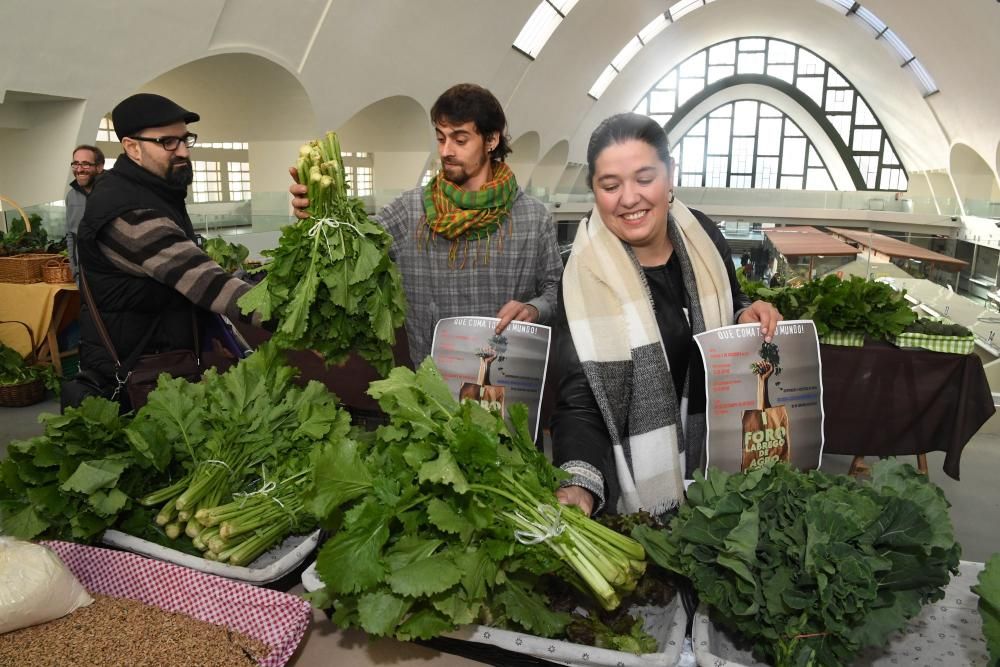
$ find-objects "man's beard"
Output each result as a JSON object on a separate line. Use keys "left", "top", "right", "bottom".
{"left": 442, "top": 151, "right": 489, "bottom": 188}
{"left": 166, "top": 159, "right": 193, "bottom": 187}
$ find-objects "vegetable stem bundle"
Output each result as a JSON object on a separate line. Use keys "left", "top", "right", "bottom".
{"left": 238, "top": 131, "right": 406, "bottom": 375}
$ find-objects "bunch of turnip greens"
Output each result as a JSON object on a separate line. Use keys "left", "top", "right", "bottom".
{"left": 632, "top": 460, "right": 961, "bottom": 667}
{"left": 306, "top": 358, "right": 648, "bottom": 641}
{"left": 238, "top": 131, "right": 406, "bottom": 376}
{"left": 0, "top": 397, "right": 151, "bottom": 541}
{"left": 973, "top": 553, "right": 1000, "bottom": 665}
{"left": 124, "top": 342, "right": 353, "bottom": 565}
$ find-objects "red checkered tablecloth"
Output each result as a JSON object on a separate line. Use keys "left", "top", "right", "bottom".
{"left": 41, "top": 541, "right": 311, "bottom": 667}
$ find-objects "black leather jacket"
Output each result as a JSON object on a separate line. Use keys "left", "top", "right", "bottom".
{"left": 550, "top": 208, "right": 753, "bottom": 512}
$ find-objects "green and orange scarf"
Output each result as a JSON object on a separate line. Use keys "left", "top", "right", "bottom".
{"left": 421, "top": 161, "right": 518, "bottom": 267}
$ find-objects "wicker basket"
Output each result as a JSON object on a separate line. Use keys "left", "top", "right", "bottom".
{"left": 42, "top": 256, "right": 74, "bottom": 284}
{"left": 0, "top": 319, "right": 47, "bottom": 407}
{"left": 1, "top": 197, "right": 60, "bottom": 284}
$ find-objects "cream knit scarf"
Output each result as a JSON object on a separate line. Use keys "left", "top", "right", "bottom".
{"left": 562, "top": 199, "right": 733, "bottom": 514}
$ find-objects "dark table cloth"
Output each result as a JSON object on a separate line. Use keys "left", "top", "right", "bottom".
{"left": 820, "top": 341, "right": 995, "bottom": 479}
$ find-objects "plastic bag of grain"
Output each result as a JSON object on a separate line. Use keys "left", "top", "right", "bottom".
{"left": 0, "top": 538, "right": 93, "bottom": 633}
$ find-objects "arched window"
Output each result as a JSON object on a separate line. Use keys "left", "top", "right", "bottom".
{"left": 672, "top": 101, "right": 835, "bottom": 190}
{"left": 634, "top": 37, "right": 907, "bottom": 191}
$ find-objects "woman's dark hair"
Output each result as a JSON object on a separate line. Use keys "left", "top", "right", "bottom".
{"left": 586, "top": 113, "right": 672, "bottom": 188}
{"left": 431, "top": 83, "right": 512, "bottom": 161}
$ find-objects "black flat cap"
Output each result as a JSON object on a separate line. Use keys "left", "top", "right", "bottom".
{"left": 112, "top": 93, "right": 200, "bottom": 141}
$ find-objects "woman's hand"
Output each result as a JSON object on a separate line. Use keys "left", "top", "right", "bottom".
{"left": 288, "top": 166, "right": 310, "bottom": 220}
{"left": 556, "top": 485, "right": 595, "bottom": 517}
{"left": 738, "top": 300, "right": 783, "bottom": 342}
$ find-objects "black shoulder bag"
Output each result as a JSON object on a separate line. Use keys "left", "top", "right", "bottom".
{"left": 66, "top": 268, "right": 203, "bottom": 412}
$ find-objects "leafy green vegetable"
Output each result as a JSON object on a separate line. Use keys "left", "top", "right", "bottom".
{"left": 903, "top": 317, "right": 973, "bottom": 337}
{"left": 127, "top": 341, "right": 352, "bottom": 565}
{"left": 0, "top": 342, "right": 60, "bottom": 392}
{"left": 0, "top": 397, "right": 152, "bottom": 541}
{"left": 632, "top": 460, "right": 960, "bottom": 667}
{"left": 972, "top": 553, "right": 1000, "bottom": 664}
{"left": 238, "top": 132, "right": 406, "bottom": 375}
{"left": 202, "top": 237, "right": 250, "bottom": 273}
{"left": 308, "top": 358, "right": 649, "bottom": 642}
{"left": 0, "top": 214, "right": 64, "bottom": 256}
{"left": 755, "top": 274, "right": 916, "bottom": 340}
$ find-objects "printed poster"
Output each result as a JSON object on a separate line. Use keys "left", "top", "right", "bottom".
{"left": 693, "top": 320, "right": 824, "bottom": 474}
{"left": 431, "top": 316, "right": 551, "bottom": 442}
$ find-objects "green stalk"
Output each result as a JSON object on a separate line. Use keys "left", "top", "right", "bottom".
{"left": 139, "top": 474, "right": 191, "bottom": 507}
{"left": 223, "top": 522, "right": 289, "bottom": 567}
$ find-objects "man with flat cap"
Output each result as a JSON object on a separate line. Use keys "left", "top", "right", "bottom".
{"left": 70, "top": 93, "right": 261, "bottom": 410}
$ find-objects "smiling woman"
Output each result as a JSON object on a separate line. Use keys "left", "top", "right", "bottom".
{"left": 551, "top": 112, "right": 782, "bottom": 517}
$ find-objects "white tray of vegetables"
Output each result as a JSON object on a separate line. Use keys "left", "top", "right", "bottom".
{"left": 103, "top": 528, "right": 321, "bottom": 585}
{"left": 302, "top": 561, "right": 687, "bottom": 667}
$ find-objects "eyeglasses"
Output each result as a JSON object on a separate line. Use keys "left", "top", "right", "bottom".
{"left": 129, "top": 133, "right": 198, "bottom": 151}
{"left": 70, "top": 161, "right": 97, "bottom": 169}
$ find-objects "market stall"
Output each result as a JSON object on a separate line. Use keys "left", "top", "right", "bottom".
{"left": 0, "top": 280, "right": 79, "bottom": 375}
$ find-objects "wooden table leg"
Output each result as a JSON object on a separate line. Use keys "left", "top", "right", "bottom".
{"left": 37, "top": 291, "right": 71, "bottom": 376}
{"left": 848, "top": 455, "right": 866, "bottom": 476}
{"left": 916, "top": 453, "right": 928, "bottom": 475}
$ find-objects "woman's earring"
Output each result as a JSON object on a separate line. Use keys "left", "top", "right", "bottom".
{"left": 668, "top": 191, "right": 675, "bottom": 204}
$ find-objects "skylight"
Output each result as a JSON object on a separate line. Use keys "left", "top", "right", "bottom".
{"left": 512, "top": 0, "right": 579, "bottom": 59}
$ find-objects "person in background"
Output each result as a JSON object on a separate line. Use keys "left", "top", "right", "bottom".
{"left": 71, "top": 93, "right": 264, "bottom": 410}
{"left": 65, "top": 144, "right": 105, "bottom": 280}
{"left": 551, "top": 113, "right": 782, "bottom": 517}
{"left": 290, "top": 83, "right": 562, "bottom": 364}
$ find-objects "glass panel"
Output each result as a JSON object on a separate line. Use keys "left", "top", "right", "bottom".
{"left": 826, "top": 69, "right": 848, "bottom": 88}
{"left": 852, "top": 129, "right": 881, "bottom": 152}
{"left": 710, "top": 105, "right": 733, "bottom": 118}
{"left": 705, "top": 156, "right": 729, "bottom": 187}
{"left": 682, "top": 136, "right": 705, "bottom": 172}
{"left": 688, "top": 118, "right": 707, "bottom": 136}
{"left": 612, "top": 36, "right": 642, "bottom": 71}
{"left": 797, "top": 50, "right": 824, "bottom": 75}
{"left": 882, "top": 142, "right": 899, "bottom": 166}
{"left": 707, "top": 65, "right": 734, "bottom": 84}
{"left": 731, "top": 137, "right": 755, "bottom": 173}
{"left": 825, "top": 88, "right": 854, "bottom": 113}
{"left": 783, "top": 120, "right": 803, "bottom": 137}
{"left": 730, "top": 174, "right": 752, "bottom": 188}
{"left": 677, "top": 77, "right": 705, "bottom": 106}
{"left": 759, "top": 104, "right": 782, "bottom": 118}
{"left": 657, "top": 70, "right": 678, "bottom": 89}
{"left": 828, "top": 114, "right": 851, "bottom": 144}
{"left": 767, "top": 64, "right": 795, "bottom": 83}
{"left": 650, "top": 114, "right": 673, "bottom": 127}
{"left": 739, "top": 38, "right": 766, "bottom": 51}
{"left": 756, "top": 157, "right": 779, "bottom": 188}
{"left": 709, "top": 41, "right": 736, "bottom": 65}
{"left": 757, "top": 118, "right": 782, "bottom": 155}
{"left": 797, "top": 76, "right": 824, "bottom": 106}
{"left": 681, "top": 173, "right": 703, "bottom": 187}
{"left": 633, "top": 97, "right": 648, "bottom": 115}
{"left": 808, "top": 147, "right": 823, "bottom": 167}
{"left": 854, "top": 98, "right": 877, "bottom": 126}
{"left": 679, "top": 51, "right": 707, "bottom": 77}
{"left": 767, "top": 40, "right": 796, "bottom": 64}
{"left": 588, "top": 65, "right": 617, "bottom": 98}
{"left": 513, "top": 3, "right": 561, "bottom": 58}
{"left": 732, "top": 101, "right": 758, "bottom": 135}
{"left": 737, "top": 52, "right": 766, "bottom": 75}
{"left": 855, "top": 155, "right": 879, "bottom": 188}
{"left": 806, "top": 168, "right": 834, "bottom": 191}
{"left": 639, "top": 14, "right": 670, "bottom": 44}
{"left": 881, "top": 167, "right": 905, "bottom": 191}
{"left": 707, "top": 117, "right": 732, "bottom": 154}
{"left": 780, "top": 175, "right": 803, "bottom": 190}
{"left": 781, "top": 137, "right": 806, "bottom": 174}
{"left": 650, "top": 90, "right": 677, "bottom": 113}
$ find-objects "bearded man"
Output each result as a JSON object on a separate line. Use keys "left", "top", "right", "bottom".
{"left": 291, "top": 83, "right": 562, "bottom": 364}
{"left": 71, "top": 93, "right": 262, "bottom": 410}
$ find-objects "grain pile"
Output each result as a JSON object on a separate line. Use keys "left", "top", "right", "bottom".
{"left": 0, "top": 594, "right": 270, "bottom": 666}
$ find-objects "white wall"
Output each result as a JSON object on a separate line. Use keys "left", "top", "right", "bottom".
{"left": 248, "top": 140, "right": 303, "bottom": 217}
{"left": 372, "top": 151, "right": 430, "bottom": 208}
